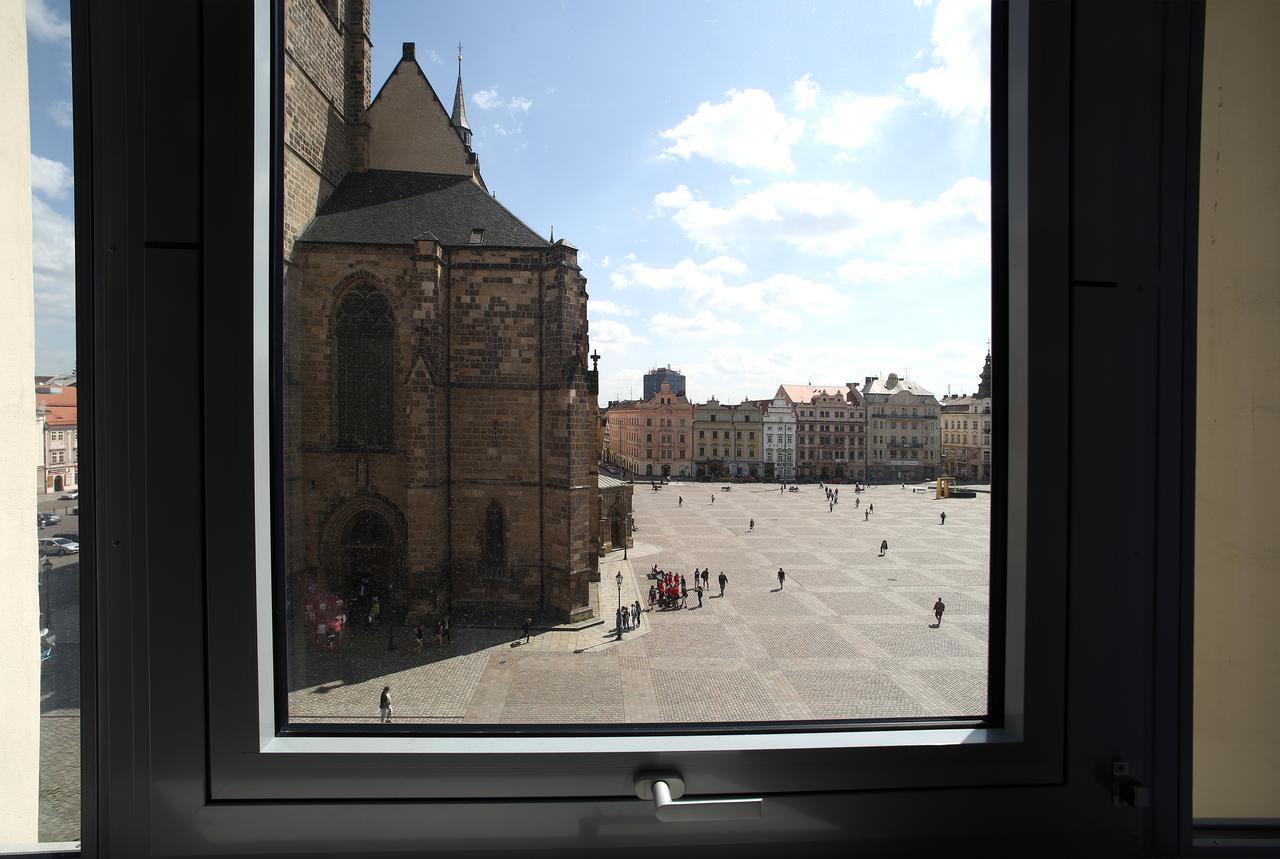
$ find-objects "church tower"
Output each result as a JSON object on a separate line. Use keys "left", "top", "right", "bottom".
{"left": 977, "top": 347, "right": 992, "bottom": 399}
{"left": 450, "top": 44, "right": 473, "bottom": 149}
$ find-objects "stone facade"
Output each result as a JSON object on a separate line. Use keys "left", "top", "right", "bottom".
{"left": 607, "top": 383, "right": 693, "bottom": 478}
{"left": 691, "top": 398, "right": 761, "bottom": 479}
{"left": 596, "top": 474, "right": 633, "bottom": 554}
{"left": 863, "top": 373, "right": 941, "bottom": 483}
{"left": 940, "top": 395, "right": 992, "bottom": 482}
{"left": 283, "top": 8, "right": 598, "bottom": 623}
{"left": 793, "top": 389, "right": 866, "bottom": 481}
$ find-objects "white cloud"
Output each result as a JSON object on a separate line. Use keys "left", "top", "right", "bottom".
{"left": 47, "top": 100, "right": 73, "bottom": 129}
{"left": 423, "top": 48, "right": 443, "bottom": 65}
{"left": 651, "top": 311, "right": 742, "bottom": 338}
{"left": 600, "top": 256, "right": 611, "bottom": 268}
{"left": 623, "top": 252, "right": 637, "bottom": 261}
{"left": 32, "top": 196, "right": 75, "bottom": 323}
{"left": 473, "top": 89, "right": 502, "bottom": 110}
{"left": 658, "top": 178, "right": 991, "bottom": 281}
{"left": 659, "top": 89, "right": 804, "bottom": 171}
{"left": 905, "top": 0, "right": 990, "bottom": 122}
{"left": 610, "top": 272, "right": 629, "bottom": 290}
{"left": 913, "top": 0, "right": 934, "bottom": 7}
{"left": 835, "top": 258, "right": 926, "bottom": 284}
{"left": 27, "top": 0, "right": 69, "bottom": 42}
{"left": 791, "top": 73, "right": 821, "bottom": 111}
{"left": 612, "top": 257, "right": 845, "bottom": 332}
{"left": 590, "top": 319, "right": 648, "bottom": 353}
{"left": 729, "top": 176, "right": 752, "bottom": 186}
{"left": 654, "top": 185, "right": 694, "bottom": 209}
{"left": 814, "top": 94, "right": 902, "bottom": 152}
{"left": 591, "top": 299, "right": 636, "bottom": 317}
{"left": 508, "top": 96, "right": 533, "bottom": 112}
{"left": 30, "top": 154, "right": 73, "bottom": 199}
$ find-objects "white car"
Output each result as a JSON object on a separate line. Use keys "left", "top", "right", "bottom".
{"left": 59, "top": 491, "right": 79, "bottom": 500}
{"left": 38, "top": 537, "right": 79, "bottom": 556}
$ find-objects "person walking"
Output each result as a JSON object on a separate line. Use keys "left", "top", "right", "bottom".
{"left": 940, "top": 511, "right": 947, "bottom": 525}
{"left": 749, "top": 518, "right": 755, "bottom": 532}
{"left": 855, "top": 497, "right": 859, "bottom": 508}
{"left": 695, "top": 584, "right": 703, "bottom": 607}
{"left": 647, "top": 584, "right": 656, "bottom": 610}
{"left": 379, "top": 686, "right": 393, "bottom": 724}
{"left": 777, "top": 568, "right": 786, "bottom": 589}
{"left": 415, "top": 622, "right": 425, "bottom": 652}
{"left": 718, "top": 571, "right": 728, "bottom": 597}
{"left": 633, "top": 601, "right": 641, "bottom": 628}
{"left": 680, "top": 577, "right": 688, "bottom": 608}
{"left": 879, "top": 539, "right": 889, "bottom": 557}
{"left": 864, "top": 510, "right": 870, "bottom": 521}
{"left": 522, "top": 617, "right": 532, "bottom": 644}
{"left": 442, "top": 615, "right": 451, "bottom": 646}
{"left": 711, "top": 495, "right": 715, "bottom": 504}
{"left": 933, "top": 596, "right": 946, "bottom": 626}
{"left": 869, "top": 503, "right": 874, "bottom": 513}
{"left": 703, "top": 568, "right": 710, "bottom": 590}
{"left": 829, "top": 501, "right": 833, "bottom": 513}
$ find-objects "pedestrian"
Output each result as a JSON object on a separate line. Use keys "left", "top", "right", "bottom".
{"left": 443, "top": 615, "right": 451, "bottom": 645}
{"left": 379, "top": 686, "right": 393, "bottom": 723}
{"left": 616, "top": 605, "right": 625, "bottom": 633}
{"left": 648, "top": 584, "right": 656, "bottom": 610}
{"left": 415, "top": 622, "right": 425, "bottom": 651}
{"left": 864, "top": 510, "right": 870, "bottom": 521}
{"left": 678, "top": 496, "right": 683, "bottom": 507}
{"left": 879, "top": 539, "right": 889, "bottom": 557}
{"left": 933, "top": 596, "right": 946, "bottom": 626}
{"left": 371, "top": 596, "right": 381, "bottom": 625}
{"left": 680, "top": 576, "right": 688, "bottom": 608}
{"left": 940, "top": 511, "right": 947, "bottom": 525}
{"left": 702, "top": 569, "right": 710, "bottom": 590}
{"left": 749, "top": 518, "right": 755, "bottom": 532}
{"left": 633, "top": 601, "right": 641, "bottom": 628}
{"left": 855, "top": 497, "right": 859, "bottom": 508}
{"left": 869, "top": 503, "right": 874, "bottom": 513}
{"left": 835, "top": 488, "right": 838, "bottom": 498}
{"left": 777, "top": 568, "right": 786, "bottom": 589}
{"left": 434, "top": 620, "right": 444, "bottom": 647}
{"left": 780, "top": 484, "right": 784, "bottom": 494}
{"left": 829, "top": 501, "right": 833, "bottom": 512}
{"left": 696, "top": 584, "right": 703, "bottom": 607}
{"left": 523, "top": 617, "right": 531, "bottom": 644}
{"left": 718, "top": 571, "right": 728, "bottom": 597}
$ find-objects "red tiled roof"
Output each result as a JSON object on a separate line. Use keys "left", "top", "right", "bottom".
{"left": 37, "top": 386, "right": 77, "bottom": 427}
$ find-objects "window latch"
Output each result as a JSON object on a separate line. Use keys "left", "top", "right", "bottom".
{"left": 634, "top": 773, "right": 764, "bottom": 822}
{"left": 1112, "top": 760, "right": 1150, "bottom": 808}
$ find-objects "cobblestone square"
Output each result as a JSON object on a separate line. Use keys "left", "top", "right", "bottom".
{"left": 288, "top": 482, "right": 990, "bottom": 724}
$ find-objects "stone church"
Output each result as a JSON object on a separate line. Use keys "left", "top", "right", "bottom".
{"left": 283, "top": 0, "right": 598, "bottom": 624}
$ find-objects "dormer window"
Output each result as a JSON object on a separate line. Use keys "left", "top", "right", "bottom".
{"left": 469, "top": 228, "right": 485, "bottom": 244}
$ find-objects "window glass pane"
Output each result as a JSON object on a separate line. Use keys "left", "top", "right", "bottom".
{"left": 2, "top": 0, "right": 80, "bottom": 846}
{"left": 282, "top": 0, "right": 992, "bottom": 729}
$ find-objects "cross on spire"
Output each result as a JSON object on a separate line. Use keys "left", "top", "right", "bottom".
{"left": 590, "top": 349, "right": 601, "bottom": 372}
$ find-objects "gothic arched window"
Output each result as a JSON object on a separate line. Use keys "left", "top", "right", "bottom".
{"left": 335, "top": 284, "right": 394, "bottom": 449}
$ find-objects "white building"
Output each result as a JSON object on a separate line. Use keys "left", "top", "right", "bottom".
{"left": 761, "top": 394, "right": 797, "bottom": 481}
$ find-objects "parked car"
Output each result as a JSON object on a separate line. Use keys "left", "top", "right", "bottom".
{"left": 59, "top": 491, "right": 79, "bottom": 500}
{"left": 53, "top": 532, "right": 79, "bottom": 543}
{"left": 38, "top": 512, "right": 63, "bottom": 527}
{"left": 38, "top": 537, "right": 79, "bottom": 556}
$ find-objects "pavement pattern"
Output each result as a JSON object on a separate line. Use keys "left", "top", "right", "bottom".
{"left": 289, "top": 482, "right": 990, "bottom": 725}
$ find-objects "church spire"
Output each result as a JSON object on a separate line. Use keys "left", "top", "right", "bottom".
{"left": 451, "top": 42, "right": 473, "bottom": 149}
{"left": 977, "top": 344, "right": 992, "bottom": 399}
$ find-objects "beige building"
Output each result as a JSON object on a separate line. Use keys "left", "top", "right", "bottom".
{"left": 692, "top": 398, "right": 761, "bottom": 479}
{"left": 940, "top": 395, "right": 992, "bottom": 482}
{"left": 777, "top": 384, "right": 866, "bottom": 482}
{"left": 863, "top": 373, "right": 941, "bottom": 483}
{"left": 608, "top": 383, "right": 693, "bottom": 479}
{"left": 36, "top": 382, "right": 78, "bottom": 494}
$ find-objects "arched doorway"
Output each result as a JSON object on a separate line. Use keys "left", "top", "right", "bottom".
{"left": 53, "top": 475, "right": 64, "bottom": 492}
{"left": 611, "top": 514, "right": 625, "bottom": 549}
{"left": 342, "top": 510, "right": 394, "bottom": 603}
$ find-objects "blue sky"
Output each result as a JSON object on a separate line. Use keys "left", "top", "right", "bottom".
{"left": 28, "top": 0, "right": 991, "bottom": 400}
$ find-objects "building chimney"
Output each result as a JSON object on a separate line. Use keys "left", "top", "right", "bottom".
{"left": 402, "top": 42, "right": 416, "bottom": 61}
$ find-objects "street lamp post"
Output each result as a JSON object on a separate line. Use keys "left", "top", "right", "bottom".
{"left": 40, "top": 556, "right": 53, "bottom": 630}
{"left": 615, "top": 570, "right": 624, "bottom": 641}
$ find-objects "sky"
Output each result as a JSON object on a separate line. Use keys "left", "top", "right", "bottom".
{"left": 27, "top": 0, "right": 991, "bottom": 400}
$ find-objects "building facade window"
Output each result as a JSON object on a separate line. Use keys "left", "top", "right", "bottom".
{"left": 335, "top": 284, "right": 394, "bottom": 449}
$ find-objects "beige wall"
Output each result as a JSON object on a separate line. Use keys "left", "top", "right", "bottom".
{"left": 1193, "top": 0, "right": 1280, "bottom": 821}
{"left": 366, "top": 59, "right": 474, "bottom": 178}
{"left": 0, "top": 0, "right": 40, "bottom": 841}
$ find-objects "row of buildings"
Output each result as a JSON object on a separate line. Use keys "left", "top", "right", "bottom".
{"left": 602, "top": 354, "right": 992, "bottom": 484}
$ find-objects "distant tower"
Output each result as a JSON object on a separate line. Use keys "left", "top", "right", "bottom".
{"left": 977, "top": 347, "right": 993, "bottom": 398}
{"left": 644, "top": 366, "right": 686, "bottom": 401}
{"left": 451, "top": 43, "right": 473, "bottom": 149}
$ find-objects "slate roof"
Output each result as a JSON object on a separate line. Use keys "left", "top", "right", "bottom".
{"left": 298, "top": 170, "right": 549, "bottom": 249}
{"left": 776, "top": 384, "right": 851, "bottom": 404}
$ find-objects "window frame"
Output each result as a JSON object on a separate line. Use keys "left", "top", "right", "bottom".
{"left": 76, "top": 0, "right": 1213, "bottom": 854}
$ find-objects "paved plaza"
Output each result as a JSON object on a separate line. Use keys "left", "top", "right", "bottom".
{"left": 289, "top": 482, "right": 990, "bottom": 724}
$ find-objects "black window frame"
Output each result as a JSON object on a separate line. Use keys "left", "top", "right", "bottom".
{"left": 66, "top": 0, "right": 1228, "bottom": 855}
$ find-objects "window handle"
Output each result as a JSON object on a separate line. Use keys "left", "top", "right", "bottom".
{"left": 635, "top": 774, "right": 764, "bottom": 822}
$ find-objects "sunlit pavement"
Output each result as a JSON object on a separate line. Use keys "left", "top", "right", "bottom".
{"left": 288, "top": 482, "right": 991, "bottom": 725}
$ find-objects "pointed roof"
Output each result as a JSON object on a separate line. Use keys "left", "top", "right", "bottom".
{"left": 451, "top": 43, "right": 472, "bottom": 141}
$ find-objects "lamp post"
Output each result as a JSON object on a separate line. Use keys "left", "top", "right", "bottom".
{"left": 615, "top": 570, "right": 624, "bottom": 641}
{"left": 40, "top": 556, "right": 53, "bottom": 630}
